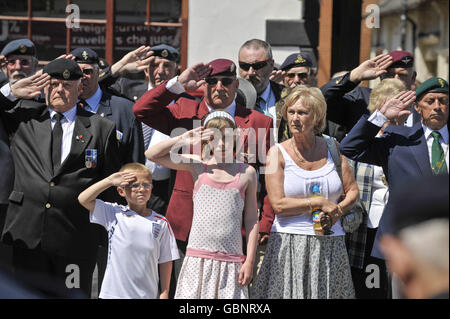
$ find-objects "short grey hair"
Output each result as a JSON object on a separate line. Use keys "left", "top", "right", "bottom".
{"left": 399, "top": 219, "right": 449, "bottom": 271}
{"left": 239, "top": 39, "right": 273, "bottom": 60}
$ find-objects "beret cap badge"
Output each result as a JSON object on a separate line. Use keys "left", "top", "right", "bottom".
{"left": 438, "top": 78, "right": 445, "bottom": 88}
{"left": 82, "top": 50, "right": 89, "bottom": 60}
{"left": 19, "top": 45, "right": 27, "bottom": 54}
{"left": 161, "top": 49, "right": 168, "bottom": 58}
{"left": 295, "top": 54, "right": 306, "bottom": 64}
{"left": 63, "top": 69, "right": 70, "bottom": 80}
{"left": 230, "top": 64, "right": 235, "bottom": 73}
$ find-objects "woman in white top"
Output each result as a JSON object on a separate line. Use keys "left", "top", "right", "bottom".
{"left": 251, "top": 86, "right": 359, "bottom": 299}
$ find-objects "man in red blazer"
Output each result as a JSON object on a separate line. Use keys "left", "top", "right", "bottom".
{"left": 133, "top": 58, "right": 274, "bottom": 292}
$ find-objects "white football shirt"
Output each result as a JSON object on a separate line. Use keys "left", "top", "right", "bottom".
{"left": 90, "top": 199, "right": 179, "bottom": 299}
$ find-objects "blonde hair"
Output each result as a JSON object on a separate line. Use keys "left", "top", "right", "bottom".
{"left": 368, "top": 78, "right": 406, "bottom": 114}
{"left": 119, "top": 162, "right": 152, "bottom": 178}
{"left": 280, "top": 86, "right": 327, "bottom": 134}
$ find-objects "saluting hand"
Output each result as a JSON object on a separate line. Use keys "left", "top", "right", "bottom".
{"left": 269, "top": 69, "right": 285, "bottom": 85}
{"left": 10, "top": 71, "right": 50, "bottom": 100}
{"left": 379, "top": 90, "right": 416, "bottom": 121}
{"left": 107, "top": 172, "right": 137, "bottom": 188}
{"left": 111, "top": 45, "right": 154, "bottom": 76}
{"left": 177, "top": 63, "right": 212, "bottom": 91}
{"left": 349, "top": 54, "right": 393, "bottom": 83}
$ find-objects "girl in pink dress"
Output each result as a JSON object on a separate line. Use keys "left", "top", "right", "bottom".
{"left": 145, "top": 111, "right": 259, "bottom": 299}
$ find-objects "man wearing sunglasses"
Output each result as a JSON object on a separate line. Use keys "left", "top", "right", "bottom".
{"left": 133, "top": 58, "right": 273, "bottom": 297}
{"left": 0, "top": 39, "right": 39, "bottom": 86}
{"left": 279, "top": 52, "right": 317, "bottom": 88}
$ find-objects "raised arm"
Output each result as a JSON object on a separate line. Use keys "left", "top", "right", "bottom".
{"left": 78, "top": 172, "right": 137, "bottom": 212}
{"left": 145, "top": 126, "right": 214, "bottom": 172}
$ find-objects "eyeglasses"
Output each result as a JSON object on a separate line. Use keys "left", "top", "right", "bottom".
{"left": 286, "top": 72, "right": 309, "bottom": 79}
{"left": 82, "top": 69, "right": 94, "bottom": 75}
{"left": 204, "top": 77, "right": 234, "bottom": 86}
{"left": 238, "top": 60, "right": 269, "bottom": 71}
{"left": 124, "top": 183, "right": 153, "bottom": 190}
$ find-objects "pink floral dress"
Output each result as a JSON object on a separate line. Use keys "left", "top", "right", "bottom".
{"left": 174, "top": 165, "right": 248, "bottom": 299}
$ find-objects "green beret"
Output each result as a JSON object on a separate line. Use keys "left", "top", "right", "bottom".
{"left": 43, "top": 59, "right": 83, "bottom": 81}
{"left": 416, "top": 77, "right": 448, "bottom": 100}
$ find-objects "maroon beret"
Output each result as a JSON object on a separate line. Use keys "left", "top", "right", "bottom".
{"left": 208, "top": 58, "right": 236, "bottom": 77}
{"left": 388, "top": 50, "right": 414, "bottom": 68}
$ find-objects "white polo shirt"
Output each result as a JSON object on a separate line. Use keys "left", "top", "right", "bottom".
{"left": 90, "top": 200, "right": 179, "bottom": 299}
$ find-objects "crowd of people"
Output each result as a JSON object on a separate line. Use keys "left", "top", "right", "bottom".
{"left": 0, "top": 36, "right": 448, "bottom": 299}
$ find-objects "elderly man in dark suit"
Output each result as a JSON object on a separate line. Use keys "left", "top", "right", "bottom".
{"left": 133, "top": 58, "right": 273, "bottom": 296}
{"left": 0, "top": 58, "right": 120, "bottom": 296}
{"left": 340, "top": 77, "right": 448, "bottom": 297}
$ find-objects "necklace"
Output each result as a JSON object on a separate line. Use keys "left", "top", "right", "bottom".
{"left": 432, "top": 144, "right": 449, "bottom": 175}
{"left": 290, "top": 136, "right": 316, "bottom": 163}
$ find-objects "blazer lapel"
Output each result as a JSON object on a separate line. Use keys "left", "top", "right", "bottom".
{"left": 408, "top": 123, "right": 432, "bottom": 176}
{"left": 96, "top": 93, "right": 113, "bottom": 118}
{"left": 34, "top": 110, "right": 53, "bottom": 180}
{"left": 55, "top": 108, "right": 92, "bottom": 176}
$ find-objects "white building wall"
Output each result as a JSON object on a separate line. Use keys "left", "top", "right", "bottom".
{"left": 188, "top": 0, "right": 303, "bottom": 67}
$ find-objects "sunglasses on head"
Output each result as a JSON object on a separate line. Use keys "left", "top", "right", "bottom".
{"left": 286, "top": 72, "right": 309, "bottom": 79}
{"left": 205, "top": 77, "right": 234, "bottom": 86}
{"left": 238, "top": 60, "right": 269, "bottom": 71}
{"left": 82, "top": 69, "right": 94, "bottom": 75}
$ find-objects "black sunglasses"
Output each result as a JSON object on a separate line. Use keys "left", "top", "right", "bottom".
{"left": 82, "top": 69, "right": 94, "bottom": 75}
{"left": 205, "top": 77, "right": 234, "bottom": 86}
{"left": 238, "top": 60, "right": 269, "bottom": 71}
{"left": 286, "top": 72, "right": 309, "bottom": 79}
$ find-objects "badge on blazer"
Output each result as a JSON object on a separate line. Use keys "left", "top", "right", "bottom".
{"left": 152, "top": 223, "right": 161, "bottom": 238}
{"left": 85, "top": 149, "right": 98, "bottom": 168}
{"left": 116, "top": 130, "right": 123, "bottom": 142}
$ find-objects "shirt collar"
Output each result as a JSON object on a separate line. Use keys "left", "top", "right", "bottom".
{"left": 259, "top": 82, "right": 272, "bottom": 103}
{"left": 423, "top": 123, "right": 449, "bottom": 143}
{"left": 205, "top": 100, "right": 236, "bottom": 117}
{"left": 49, "top": 105, "right": 77, "bottom": 123}
{"left": 83, "top": 85, "right": 102, "bottom": 113}
{"left": 147, "top": 82, "right": 154, "bottom": 91}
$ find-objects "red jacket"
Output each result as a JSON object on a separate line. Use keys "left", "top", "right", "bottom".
{"left": 133, "top": 82, "right": 275, "bottom": 242}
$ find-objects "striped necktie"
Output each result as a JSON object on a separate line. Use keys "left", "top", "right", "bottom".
{"left": 142, "top": 123, "right": 154, "bottom": 149}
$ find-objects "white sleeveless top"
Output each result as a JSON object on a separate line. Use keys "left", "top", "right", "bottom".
{"left": 271, "top": 143, "right": 345, "bottom": 236}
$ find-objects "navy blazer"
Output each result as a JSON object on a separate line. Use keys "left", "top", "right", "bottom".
{"left": 340, "top": 114, "right": 449, "bottom": 258}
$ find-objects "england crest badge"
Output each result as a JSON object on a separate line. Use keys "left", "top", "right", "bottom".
{"left": 152, "top": 223, "right": 161, "bottom": 239}
{"left": 85, "top": 149, "right": 98, "bottom": 168}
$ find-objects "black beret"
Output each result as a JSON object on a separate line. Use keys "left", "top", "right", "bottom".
{"left": 1, "top": 39, "right": 36, "bottom": 57}
{"left": 151, "top": 44, "right": 179, "bottom": 62}
{"left": 43, "top": 58, "right": 83, "bottom": 81}
{"left": 389, "top": 175, "right": 449, "bottom": 235}
{"left": 416, "top": 77, "right": 449, "bottom": 100}
{"left": 70, "top": 47, "right": 99, "bottom": 64}
{"left": 280, "top": 52, "right": 314, "bottom": 71}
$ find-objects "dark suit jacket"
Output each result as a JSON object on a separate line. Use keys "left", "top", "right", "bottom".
{"left": 1, "top": 100, "right": 120, "bottom": 259}
{"left": 133, "top": 82, "right": 274, "bottom": 241}
{"left": 0, "top": 115, "right": 13, "bottom": 206}
{"left": 96, "top": 91, "right": 145, "bottom": 165}
{"left": 320, "top": 72, "right": 371, "bottom": 132}
{"left": 340, "top": 115, "right": 448, "bottom": 257}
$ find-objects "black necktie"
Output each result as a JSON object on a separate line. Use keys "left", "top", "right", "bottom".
{"left": 77, "top": 99, "right": 88, "bottom": 110}
{"left": 52, "top": 112, "right": 64, "bottom": 173}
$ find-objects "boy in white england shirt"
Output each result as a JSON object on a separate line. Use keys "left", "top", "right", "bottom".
{"left": 78, "top": 163, "right": 179, "bottom": 299}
